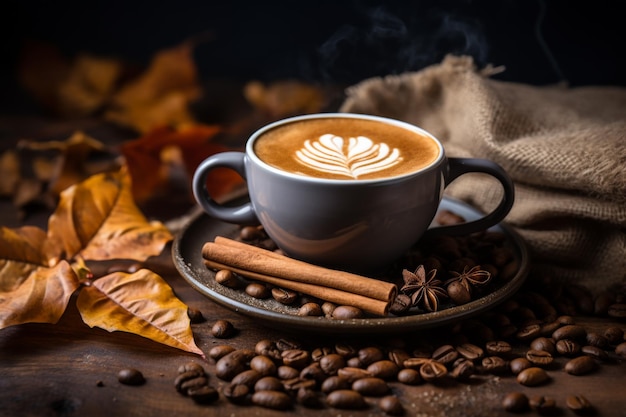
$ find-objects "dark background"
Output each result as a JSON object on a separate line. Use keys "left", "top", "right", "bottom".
{"left": 2, "top": 0, "right": 625, "bottom": 114}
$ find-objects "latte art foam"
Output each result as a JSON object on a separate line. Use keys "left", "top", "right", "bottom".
{"left": 254, "top": 117, "right": 441, "bottom": 180}
{"left": 295, "top": 134, "right": 402, "bottom": 179}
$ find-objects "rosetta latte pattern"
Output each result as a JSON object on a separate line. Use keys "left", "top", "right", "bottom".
{"left": 294, "top": 134, "right": 402, "bottom": 179}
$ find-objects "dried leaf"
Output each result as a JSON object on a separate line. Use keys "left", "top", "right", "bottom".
{"left": 0, "top": 225, "right": 79, "bottom": 328}
{"left": 105, "top": 41, "right": 201, "bottom": 132}
{"left": 0, "top": 226, "right": 50, "bottom": 291}
{"left": 76, "top": 269, "right": 203, "bottom": 356}
{"left": 0, "top": 150, "right": 20, "bottom": 197}
{"left": 45, "top": 166, "right": 173, "bottom": 262}
{"left": 121, "top": 124, "right": 242, "bottom": 201}
{"left": 57, "top": 54, "right": 123, "bottom": 117}
{"left": 244, "top": 80, "right": 326, "bottom": 118}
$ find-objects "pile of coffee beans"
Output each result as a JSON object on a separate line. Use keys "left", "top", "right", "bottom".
{"left": 167, "top": 284, "right": 624, "bottom": 414}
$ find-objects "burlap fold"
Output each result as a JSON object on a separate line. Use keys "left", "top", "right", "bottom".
{"left": 340, "top": 55, "right": 626, "bottom": 292}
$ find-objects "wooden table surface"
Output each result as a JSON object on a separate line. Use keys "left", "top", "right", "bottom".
{"left": 1, "top": 118, "right": 625, "bottom": 417}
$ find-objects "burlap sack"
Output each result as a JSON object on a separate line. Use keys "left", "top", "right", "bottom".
{"left": 340, "top": 55, "right": 626, "bottom": 293}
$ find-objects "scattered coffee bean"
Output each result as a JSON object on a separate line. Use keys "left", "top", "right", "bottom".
{"left": 326, "top": 389, "right": 367, "bottom": 409}
{"left": 509, "top": 357, "right": 532, "bottom": 374}
{"left": 298, "top": 302, "right": 323, "bottom": 316}
{"left": 529, "top": 395, "right": 558, "bottom": 415}
{"left": 351, "top": 377, "right": 389, "bottom": 396}
{"left": 485, "top": 340, "right": 512, "bottom": 356}
{"left": 502, "top": 392, "right": 529, "bottom": 413}
{"left": 530, "top": 337, "right": 556, "bottom": 354}
{"left": 581, "top": 345, "right": 609, "bottom": 361}
{"left": 231, "top": 369, "right": 262, "bottom": 388}
{"left": 255, "top": 376, "right": 284, "bottom": 392}
{"left": 272, "top": 287, "right": 298, "bottom": 305}
{"left": 250, "top": 355, "right": 277, "bottom": 376}
{"left": 211, "top": 319, "right": 235, "bottom": 338}
{"left": 516, "top": 367, "right": 549, "bottom": 386}
{"left": 223, "top": 383, "right": 250, "bottom": 404}
{"left": 187, "top": 385, "right": 219, "bottom": 404}
{"left": 367, "top": 360, "right": 400, "bottom": 380}
{"left": 297, "top": 387, "right": 322, "bottom": 408}
{"left": 556, "top": 339, "right": 581, "bottom": 356}
{"left": 564, "top": 355, "right": 598, "bottom": 375}
{"left": 379, "top": 395, "right": 404, "bottom": 415}
{"left": 604, "top": 326, "right": 624, "bottom": 344}
{"left": 616, "top": 342, "right": 626, "bottom": 358}
{"left": 456, "top": 343, "right": 484, "bottom": 360}
{"left": 553, "top": 324, "right": 586, "bottom": 341}
{"left": 397, "top": 368, "right": 422, "bottom": 385}
{"left": 117, "top": 368, "right": 145, "bottom": 386}
{"left": 239, "top": 225, "right": 264, "bottom": 240}
{"left": 208, "top": 344, "right": 236, "bottom": 361}
{"left": 566, "top": 394, "right": 594, "bottom": 414}
{"left": 187, "top": 307, "right": 205, "bottom": 323}
{"left": 525, "top": 349, "right": 553, "bottom": 366}
{"left": 251, "top": 390, "right": 292, "bottom": 410}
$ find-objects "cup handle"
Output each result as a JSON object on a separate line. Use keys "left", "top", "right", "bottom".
{"left": 429, "top": 157, "right": 515, "bottom": 236}
{"left": 192, "top": 152, "right": 258, "bottom": 224}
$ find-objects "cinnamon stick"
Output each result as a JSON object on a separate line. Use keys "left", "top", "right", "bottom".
{"left": 203, "top": 258, "right": 390, "bottom": 316}
{"left": 202, "top": 237, "right": 397, "bottom": 302}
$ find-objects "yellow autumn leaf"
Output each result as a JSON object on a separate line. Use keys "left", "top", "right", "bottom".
{"left": 0, "top": 226, "right": 51, "bottom": 291}
{"left": 0, "top": 260, "right": 79, "bottom": 328}
{"left": 45, "top": 166, "right": 173, "bottom": 263}
{"left": 76, "top": 269, "right": 203, "bottom": 356}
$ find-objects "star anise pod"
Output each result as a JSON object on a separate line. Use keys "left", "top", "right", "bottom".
{"left": 445, "top": 265, "right": 492, "bottom": 293}
{"left": 400, "top": 265, "right": 448, "bottom": 312}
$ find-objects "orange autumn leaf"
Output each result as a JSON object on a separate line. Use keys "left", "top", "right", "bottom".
{"left": 121, "top": 125, "right": 243, "bottom": 202}
{"left": 45, "top": 166, "right": 173, "bottom": 263}
{"left": 76, "top": 269, "right": 203, "bottom": 356}
{"left": 105, "top": 41, "right": 201, "bottom": 133}
{"left": 0, "top": 226, "right": 80, "bottom": 328}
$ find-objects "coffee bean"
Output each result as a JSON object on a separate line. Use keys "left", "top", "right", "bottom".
{"left": 215, "top": 269, "right": 240, "bottom": 288}
{"left": 277, "top": 365, "right": 300, "bottom": 380}
{"left": 530, "top": 337, "right": 556, "bottom": 355}
{"left": 390, "top": 294, "right": 412, "bottom": 315}
{"left": 321, "top": 375, "right": 350, "bottom": 393}
{"left": 509, "top": 357, "right": 532, "bottom": 374}
{"left": 211, "top": 319, "right": 235, "bottom": 338}
{"left": 177, "top": 362, "right": 205, "bottom": 375}
{"left": 175, "top": 370, "right": 205, "bottom": 393}
{"left": 281, "top": 349, "right": 310, "bottom": 369}
{"left": 271, "top": 287, "right": 298, "bottom": 305}
{"left": 397, "top": 368, "right": 422, "bottom": 385}
{"left": 556, "top": 339, "right": 581, "bottom": 356}
{"left": 379, "top": 395, "right": 404, "bottom": 416}
{"left": 251, "top": 390, "right": 292, "bottom": 410}
{"left": 553, "top": 324, "right": 586, "bottom": 341}
{"left": 616, "top": 342, "right": 626, "bottom": 358}
{"left": 564, "top": 355, "right": 598, "bottom": 375}
{"left": 254, "top": 376, "right": 284, "bottom": 392}
{"left": 352, "top": 377, "right": 389, "bottom": 396}
{"left": 566, "top": 394, "right": 594, "bottom": 414}
{"left": 447, "top": 281, "right": 472, "bottom": 305}
{"left": 335, "top": 343, "right": 357, "bottom": 358}
{"left": 515, "top": 323, "right": 542, "bottom": 342}
{"left": 208, "top": 344, "right": 236, "bottom": 361}
{"left": 337, "top": 367, "right": 372, "bottom": 383}
{"left": 250, "top": 355, "right": 277, "bottom": 376}
{"left": 525, "top": 349, "right": 553, "bottom": 366}
{"left": 231, "top": 369, "right": 262, "bottom": 388}
{"left": 431, "top": 344, "right": 458, "bottom": 364}
{"left": 516, "top": 367, "right": 549, "bottom": 386}
{"left": 358, "top": 346, "right": 385, "bottom": 366}
{"left": 451, "top": 358, "right": 475, "bottom": 380}
{"left": 388, "top": 348, "right": 411, "bottom": 367}
{"left": 255, "top": 339, "right": 282, "bottom": 361}
{"left": 581, "top": 345, "right": 609, "bottom": 361}
{"left": 276, "top": 338, "right": 303, "bottom": 351}
{"left": 326, "top": 389, "right": 367, "bottom": 409}
{"left": 179, "top": 376, "right": 209, "bottom": 393}
{"left": 604, "top": 326, "right": 624, "bottom": 345}
{"left": 187, "top": 385, "right": 219, "bottom": 404}
{"left": 239, "top": 225, "right": 264, "bottom": 240}
{"left": 529, "top": 395, "right": 558, "bottom": 415}
{"left": 456, "top": 343, "right": 484, "bottom": 360}
{"left": 298, "top": 302, "right": 323, "bottom": 316}
{"left": 319, "top": 354, "right": 346, "bottom": 375}
{"left": 300, "top": 362, "right": 326, "bottom": 383}
{"left": 187, "top": 307, "right": 205, "bottom": 323}
{"left": 480, "top": 356, "right": 508, "bottom": 374}
{"left": 332, "top": 305, "right": 364, "bottom": 319}
{"left": 485, "top": 340, "right": 512, "bottom": 356}
{"left": 223, "top": 383, "right": 250, "bottom": 404}
{"left": 321, "top": 302, "right": 336, "bottom": 317}
{"left": 502, "top": 392, "right": 529, "bottom": 413}
{"left": 215, "top": 349, "right": 255, "bottom": 381}
{"left": 367, "top": 360, "right": 400, "bottom": 380}
{"left": 419, "top": 359, "right": 448, "bottom": 381}
{"left": 245, "top": 282, "right": 270, "bottom": 298}
{"left": 586, "top": 332, "right": 608, "bottom": 348}
{"left": 297, "top": 387, "right": 322, "bottom": 408}
{"left": 117, "top": 368, "right": 145, "bottom": 386}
